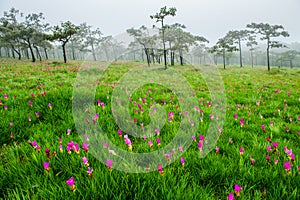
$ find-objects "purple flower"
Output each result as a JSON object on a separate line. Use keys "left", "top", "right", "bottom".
{"left": 157, "top": 164, "right": 164, "bottom": 175}
{"left": 234, "top": 184, "right": 242, "bottom": 196}
{"left": 106, "top": 159, "right": 113, "bottom": 172}
{"left": 155, "top": 128, "right": 160, "bottom": 135}
{"left": 148, "top": 140, "right": 153, "bottom": 148}
{"left": 87, "top": 167, "right": 93, "bottom": 177}
{"left": 180, "top": 157, "right": 185, "bottom": 165}
{"left": 228, "top": 193, "right": 235, "bottom": 200}
{"left": 82, "top": 142, "right": 89, "bottom": 153}
{"left": 66, "top": 177, "right": 75, "bottom": 191}
{"left": 43, "top": 162, "right": 50, "bottom": 172}
{"left": 156, "top": 138, "right": 161, "bottom": 146}
{"left": 118, "top": 129, "right": 122, "bottom": 137}
{"left": 239, "top": 147, "right": 244, "bottom": 155}
{"left": 284, "top": 161, "right": 292, "bottom": 171}
{"left": 82, "top": 157, "right": 89, "bottom": 166}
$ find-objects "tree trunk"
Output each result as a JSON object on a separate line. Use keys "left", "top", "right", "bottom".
{"left": 11, "top": 48, "right": 15, "bottom": 59}
{"left": 250, "top": 50, "right": 254, "bottom": 68}
{"left": 222, "top": 49, "right": 226, "bottom": 69}
{"left": 28, "top": 41, "right": 36, "bottom": 62}
{"left": 171, "top": 51, "right": 174, "bottom": 66}
{"left": 44, "top": 48, "right": 48, "bottom": 60}
{"left": 267, "top": 39, "right": 270, "bottom": 71}
{"left": 238, "top": 38, "right": 243, "bottom": 67}
{"left": 91, "top": 43, "right": 96, "bottom": 61}
{"left": 71, "top": 41, "right": 76, "bottom": 60}
{"left": 33, "top": 44, "right": 42, "bottom": 61}
{"left": 180, "top": 53, "right": 183, "bottom": 66}
{"left": 11, "top": 45, "right": 21, "bottom": 60}
{"left": 162, "top": 20, "right": 167, "bottom": 70}
{"left": 290, "top": 60, "right": 293, "bottom": 68}
{"left": 62, "top": 43, "right": 67, "bottom": 63}
{"left": 144, "top": 48, "right": 150, "bottom": 67}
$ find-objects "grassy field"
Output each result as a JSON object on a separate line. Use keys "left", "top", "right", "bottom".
{"left": 0, "top": 58, "right": 299, "bottom": 199}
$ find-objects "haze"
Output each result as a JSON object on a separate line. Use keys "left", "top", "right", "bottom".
{"left": 0, "top": 0, "right": 299, "bottom": 44}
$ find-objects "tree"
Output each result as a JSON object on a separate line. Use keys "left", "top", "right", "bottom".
{"left": 246, "top": 35, "right": 258, "bottom": 68}
{"left": 51, "top": 21, "right": 79, "bottom": 63}
{"left": 226, "top": 30, "right": 249, "bottom": 67}
{"left": 209, "top": 36, "right": 237, "bottom": 69}
{"left": 150, "top": 6, "right": 177, "bottom": 70}
{"left": 127, "top": 26, "right": 156, "bottom": 66}
{"left": 246, "top": 22, "right": 289, "bottom": 71}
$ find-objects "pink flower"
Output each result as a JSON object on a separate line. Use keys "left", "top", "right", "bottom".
{"left": 229, "top": 138, "right": 233, "bottom": 144}
{"left": 284, "top": 161, "right": 292, "bottom": 172}
{"left": 28, "top": 116, "right": 31, "bottom": 121}
{"left": 106, "top": 159, "right": 113, "bottom": 172}
{"left": 199, "top": 135, "right": 204, "bottom": 142}
{"left": 67, "top": 129, "right": 71, "bottom": 135}
{"left": 274, "top": 158, "right": 278, "bottom": 164}
{"left": 157, "top": 164, "right": 164, "bottom": 175}
{"left": 261, "top": 124, "right": 265, "bottom": 131}
{"left": 58, "top": 137, "right": 62, "bottom": 144}
{"left": 66, "top": 177, "right": 75, "bottom": 191}
{"left": 3, "top": 94, "right": 8, "bottom": 99}
{"left": 59, "top": 144, "right": 63, "bottom": 153}
{"left": 286, "top": 126, "right": 289, "bottom": 132}
{"left": 35, "top": 112, "right": 39, "bottom": 117}
{"left": 178, "top": 146, "right": 183, "bottom": 152}
{"left": 234, "top": 184, "right": 242, "bottom": 196}
{"left": 82, "top": 142, "right": 89, "bottom": 153}
{"left": 198, "top": 142, "right": 203, "bottom": 151}
{"left": 87, "top": 167, "right": 93, "bottom": 177}
{"left": 233, "top": 114, "right": 238, "bottom": 120}
{"left": 43, "top": 162, "right": 50, "bottom": 173}
{"left": 228, "top": 193, "right": 235, "bottom": 200}
{"left": 215, "top": 146, "right": 219, "bottom": 154}
{"left": 250, "top": 156, "right": 255, "bottom": 165}
{"left": 82, "top": 157, "right": 89, "bottom": 166}
{"left": 148, "top": 140, "right": 153, "bottom": 148}
{"left": 74, "top": 143, "right": 80, "bottom": 153}
{"left": 270, "top": 121, "right": 274, "bottom": 126}
{"left": 266, "top": 155, "right": 270, "bottom": 163}
{"left": 267, "top": 146, "right": 272, "bottom": 153}
{"left": 272, "top": 142, "right": 278, "bottom": 149}
{"left": 180, "top": 157, "right": 185, "bottom": 166}
{"left": 239, "top": 147, "right": 244, "bottom": 156}
{"left": 118, "top": 129, "right": 122, "bottom": 137}
{"left": 28, "top": 101, "right": 33, "bottom": 107}
{"left": 156, "top": 138, "right": 161, "bottom": 146}
{"left": 239, "top": 118, "right": 245, "bottom": 127}
{"left": 192, "top": 135, "right": 196, "bottom": 142}
{"left": 48, "top": 103, "right": 52, "bottom": 110}
{"left": 155, "top": 128, "right": 160, "bottom": 136}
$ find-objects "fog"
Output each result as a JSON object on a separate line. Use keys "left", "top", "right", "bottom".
{"left": 0, "top": 0, "right": 299, "bottom": 44}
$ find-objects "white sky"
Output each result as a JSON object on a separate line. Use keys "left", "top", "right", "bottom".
{"left": 0, "top": 0, "right": 299, "bottom": 45}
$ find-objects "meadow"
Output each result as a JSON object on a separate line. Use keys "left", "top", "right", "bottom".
{"left": 0, "top": 58, "right": 299, "bottom": 199}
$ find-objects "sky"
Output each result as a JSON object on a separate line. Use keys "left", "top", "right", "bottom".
{"left": 0, "top": 0, "right": 300, "bottom": 45}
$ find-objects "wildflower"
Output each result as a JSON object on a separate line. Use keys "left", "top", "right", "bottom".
{"left": 228, "top": 193, "right": 235, "bottom": 200}
{"left": 215, "top": 146, "right": 219, "bottom": 154}
{"left": 45, "top": 148, "right": 51, "bottom": 159}
{"left": 239, "top": 118, "right": 245, "bottom": 127}
{"left": 165, "top": 153, "right": 171, "bottom": 162}
{"left": 274, "top": 158, "right": 278, "bottom": 164}
{"left": 198, "top": 142, "right": 203, "bottom": 152}
{"left": 298, "top": 166, "right": 300, "bottom": 174}
{"left": 156, "top": 138, "right": 161, "bottom": 146}
{"left": 118, "top": 129, "right": 122, "bottom": 138}
{"left": 3, "top": 105, "right": 7, "bottom": 110}
{"left": 74, "top": 143, "right": 80, "bottom": 153}
{"left": 158, "top": 164, "right": 164, "bottom": 175}
{"left": 48, "top": 103, "right": 52, "bottom": 110}
{"left": 234, "top": 184, "right": 242, "bottom": 197}
{"left": 84, "top": 134, "right": 89, "bottom": 141}
{"left": 199, "top": 135, "right": 204, "bottom": 142}
{"left": 272, "top": 142, "right": 278, "bottom": 149}
{"left": 106, "top": 159, "right": 113, "bottom": 172}
{"left": 97, "top": 99, "right": 101, "bottom": 106}
{"left": 249, "top": 156, "right": 255, "bottom": 165}
{"left": 87, "top": 167, "right": 93, "bottom": 178}
{"left": 102, "top": 142, "right": 109, "bottom": 149}
{"left": 270, "top": 121, "right": 274, "bottom": 127}
{"left": 28, "top": 116, "right": 31, "bottom": 121}
{"left": 261, "top": 125, "right": 265, "bottom": 132}
{"left": 66, "top": 177, "right": 76, "bottom": 191}
{"left": 58, "top": 137, "right": 62, "bottom": 144}
{"left": 4, "top": 94, "right": 8, "bottom": 99}
{"left": 267, "top": 146, "right": 272, "bottom": 153}
{"left": 239, "top": 147, "right": 244, "bottom": 156}
{"left": 291, "top": 154, "right": 295, "bottom": 162}
{"left": 179, "top": 146, "right": 183, "bottom": 152}
{"left": 284, "top": 161, "right": 292, "bottom": 175}
{"left": 233, "top": 113, "right": 238, "bottom": 120}
{"left": 82, "top": 142, "right": 89, "bottom": 153}
{"left": 85, "top": 118, "right": 89, "bottom": 124}
{"left": 155, "top": 128, "right": 160, "bottom": 136}
{"left": 192, "top": 135, "right": 196, "bottom": 142}
{"left": 59, "top": 144, "right": 63, "bottom": 153}
{"left": 266, "top": 137, "right": 271, "bottom": 142}
{"left": 229, "top": 138, "right": 233, "bottom": 144}
{"left": 92, "top": 113, "right": 98, "bottom": 124}
{"left": 266, "top": 155, "right": 270, "bottom": 163}
{"left": 109, "top": 149, "right": 116, "bottom": 155}
{"left": 125, "top": 138, "right": 132, "bottom": 151}
{"left": 256, "top": 101, "right": 260, "bottom": 106}
{"left": 181, "top": 157, "right": 185, "bottom": 166}
{"left": 82, "top": 157, "right": 89, "bottom": 166}
{"left": 43, "top": 162, "right": 50, "bottom": 173}
{"left": 10, "top": 122, "right": 13, "bottom": 127}
{"left": 28, "top": 101, "right": 33, "bottom": 107}
{"left": 286, "top": 126, "right": 289, "bottom": 132}
{"left": 35, "top": 112, "right": 39, "bottom": 117}
{"left": 148, "top": 140, "right": 153, "bottom": 148}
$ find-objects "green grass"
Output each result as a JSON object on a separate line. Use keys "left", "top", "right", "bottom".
{"left": 0, "top": 58, "right": 299, "bottom": 199}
